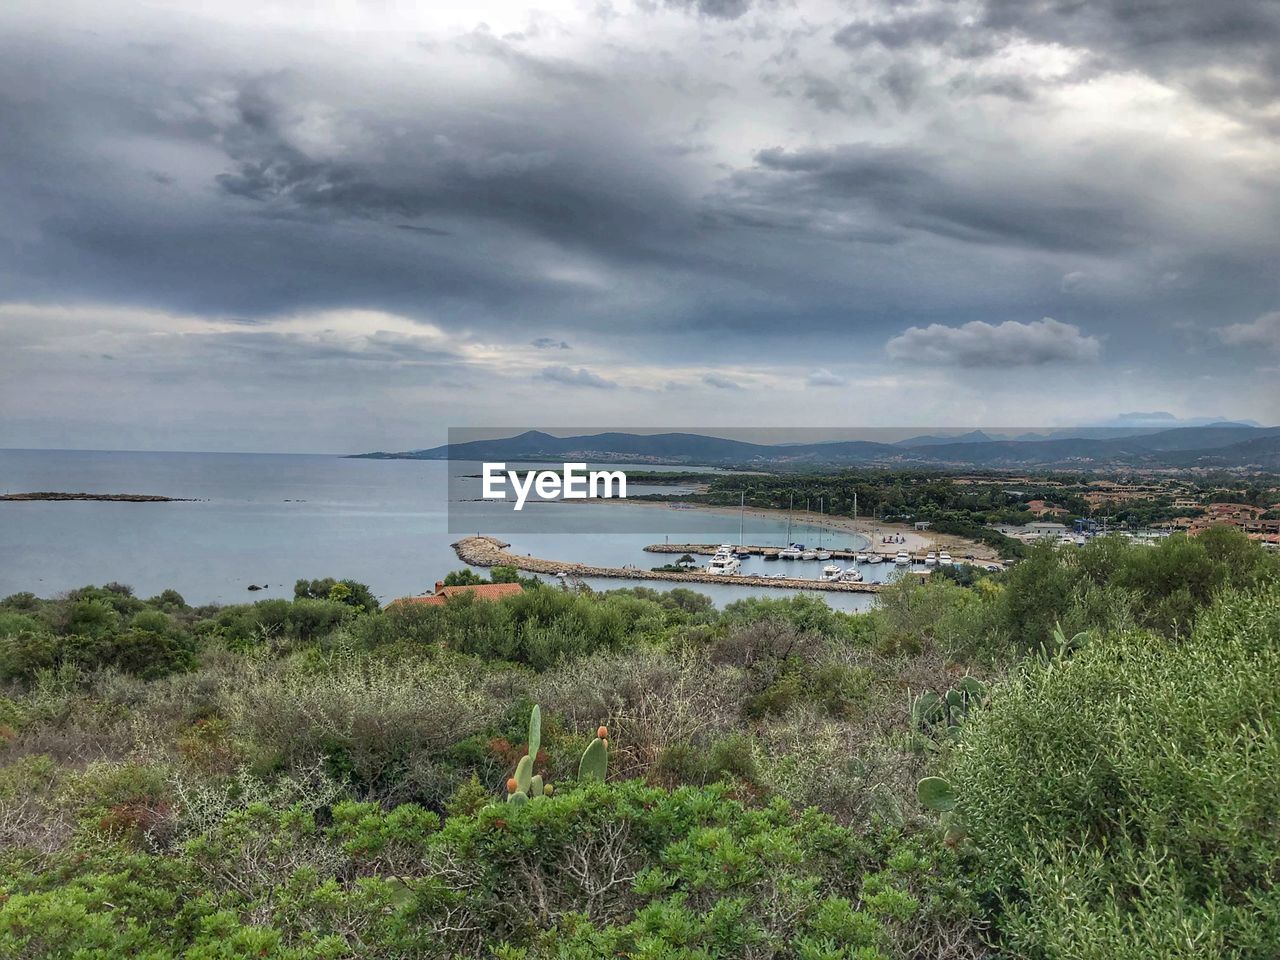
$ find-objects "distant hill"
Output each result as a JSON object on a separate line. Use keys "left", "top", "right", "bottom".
{"left": 352, "top": 424, "right": 1280, "bottom": 471}
{"left": 1163, "top": 433, "right": 1280, "bottom": 470}
{"left": 896, "top": 430, "right": 993, "bottom": 447}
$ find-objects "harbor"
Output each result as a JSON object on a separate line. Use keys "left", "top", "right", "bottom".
{"left": 452, "top": 535, "right": 893, "bottom": 593}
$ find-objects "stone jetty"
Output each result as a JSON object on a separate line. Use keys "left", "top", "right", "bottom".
{"left": 452, "top": 535, "right": 887, "bottom": 593}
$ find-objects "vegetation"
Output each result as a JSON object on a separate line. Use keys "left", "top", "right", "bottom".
{"left": 1, "top": 528, "right": 1277, "bottom": 957}
{"left": 636, "top": 469, "right": 1280, "bottom": 537}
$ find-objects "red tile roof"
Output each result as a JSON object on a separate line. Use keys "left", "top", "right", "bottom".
{"left": 389, "top": 581, "right": 523, "bottom": 607}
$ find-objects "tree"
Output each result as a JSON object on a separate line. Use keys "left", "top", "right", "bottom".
{"left": 442, "top": 569, "right": 486, "bottom": 587}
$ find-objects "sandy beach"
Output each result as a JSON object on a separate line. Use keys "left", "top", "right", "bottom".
{"left": 590, "top": 498, "right": 1002, "bottom": 561}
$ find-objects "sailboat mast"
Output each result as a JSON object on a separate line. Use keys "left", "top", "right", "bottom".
{"left": 739, "top": 490, "right": 744, "bottom": 548}
{"left": 787, "top": 493, "right": 793, "bottom": 545}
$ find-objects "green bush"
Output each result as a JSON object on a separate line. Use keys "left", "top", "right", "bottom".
{"left": 947, "top": 583, "right": 1280, "bottom": 958}
{"left": 0, "top": 781, "right": 979, "bottom": 959}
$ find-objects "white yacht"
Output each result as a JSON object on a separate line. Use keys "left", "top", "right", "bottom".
{"left": 894, "top": 551, "right": 911, "bottom": 566}
{"left": 924, "top": 552, "right": 937, "bottom": 566}
{"left": 821, "top": 563, "right": 843, "bottom": 580}
{"left": 865, "top": 554, "right": 883, "bottom": 565}
{"left": 938, "top": 551, "right": 953, "bottom": 566}
{"left": 800, "top": 547, "right": 817, "bottom": 560}
{"left": 855, "top": 552, "right": 869, "bottom": 563}
{"left": 815, "top": 549, "right": 832, "bottom": 561}
{"left": 839, "top": 567, "right": 863, "bottom": 583}
{"left": 778, "top": 544, "right": 803, "bottom": 560}
{"left": 707, "top": 548, "right": 742, "bottom": 575}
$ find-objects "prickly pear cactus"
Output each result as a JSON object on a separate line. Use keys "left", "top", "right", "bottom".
{"left": 579, "top": 725, "right": 609, "bottom": 781}
{"left": 505, "top": 704, "right": 553, "bottom": 804}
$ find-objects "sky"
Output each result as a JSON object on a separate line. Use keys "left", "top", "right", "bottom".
{"left": 1, "top": 0, "right": 1278, "bottom": 453}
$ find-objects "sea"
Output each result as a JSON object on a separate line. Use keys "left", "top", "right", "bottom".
{"left": 0, "top": 449, "right": 903, "bottom": 612}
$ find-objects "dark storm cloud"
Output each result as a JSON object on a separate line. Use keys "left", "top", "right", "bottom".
{"left": 211, "top": 75, "right": 690, "bottom": 259}
{"left": 979, "top": 1, "right": 1280, "bottom": 125}
{"left": 1, "top": 0, "right": 1279, "bottom": 447}
{"left": 663, "top": 0, "right": 754, "bottom": 21}
{"left": 738, "top": 144, "right": 1144, "bottom": 254}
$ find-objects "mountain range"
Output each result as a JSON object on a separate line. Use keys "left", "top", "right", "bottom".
{"left": 353, "top": 423, "right": 1280, "bottom": 471}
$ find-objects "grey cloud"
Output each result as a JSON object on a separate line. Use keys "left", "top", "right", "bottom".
{"left": 540, "top": 365, "right": 617, "bottom": 389}
{"left": 1218, "top": 311, "right": 1280, "bottom": 351}
{"left": 743, "top": 143, "right": 1145, "bottom": 254}
{"left": 835, "top": 10, "right": 964, "bottom": 52}
{"left": 1, "top": 1, "right": 1278, "bottom": 449}
{"left": 806, "top": 368, "right": 846, "bottom": 387}
{"left": 978, "top": 0, "right": 1280, "bottom": 124}
{"left": 885, "top": 317, "right": 1102, "bottom": 367}
{"left": 1060, "top": 271, "right": 1087, "bottom": 293}
{"left": 532, "top": 337, "right": 571, "bottom": 350}
{"left": 396, "top": 223, "right": 452, "bottom": 236}
{"left": 664, "top": 0, "right": 753, "bottom": 21}
{"left": 702, "top": 372, "right": 743, "bottom": 390}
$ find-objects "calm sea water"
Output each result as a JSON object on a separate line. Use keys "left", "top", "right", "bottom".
{"left": 0, "top": 450, "right": 892, "bottom": 611}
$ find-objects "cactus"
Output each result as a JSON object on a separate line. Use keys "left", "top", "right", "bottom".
{"left": 912, "top": 691, "right": 943, "bottom": 727}
{"left": 528, "top": 704, "right": 542, "bottom": 761}
{"left": 917, "top": 776, "right": 956, "bottom": 812}
{"left": 917, "top": 776, "right": 968, "bottom": 846}
{"left": 505, "top": 704, "right": 552, "bottom": 804}
{"left": 579, "top": 725, "right": 609, "bottom": 781}
{"left": 514, "top": 754, "right": 533, "bottom": 794}
{"left": 913, "top": 677, "right": 989, "bottom": 739}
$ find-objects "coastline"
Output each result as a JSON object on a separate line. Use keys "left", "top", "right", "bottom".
{"left": 0, "top": 492, "right": 196, "bottom": 502}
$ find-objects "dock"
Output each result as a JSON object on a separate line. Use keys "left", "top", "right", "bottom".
{"left": 643, "top": 543, "right": 976, "bottom": 565}
{"left": 452, "top": 536, "right": 890, "bottom": 593}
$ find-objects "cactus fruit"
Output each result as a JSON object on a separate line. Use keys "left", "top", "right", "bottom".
{"left": 543, "top": 784, "right": 554, "bottom": 796}
{"left": 579, "top": 734, "right": 608, "bottom": 781}
{"left": 597, "top": 725, "right": 608, "bottom": 739}
{"left": 506, "top": 777, "right": 518, "bottom": 794}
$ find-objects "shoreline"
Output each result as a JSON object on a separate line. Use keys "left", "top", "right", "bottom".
{"left": 0, "top": 492, "right": 197, "bottom": 503}
{"left": 586, "top": 497, "right": 1001, "bottom": 561}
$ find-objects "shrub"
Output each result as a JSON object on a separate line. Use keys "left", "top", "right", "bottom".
{"left": 946, "top": 583, "right": 1280, "bottom": 958}
{"left": 224, "top": 655, "right": 503, "bottom": 803}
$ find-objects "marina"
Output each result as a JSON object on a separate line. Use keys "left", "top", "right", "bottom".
{"left": 453, "top": 535, "right": 892, "bottom": 593}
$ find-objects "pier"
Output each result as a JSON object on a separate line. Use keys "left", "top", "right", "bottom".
{"left": 643, "top": 543, "right": 939, "bottom": 563}
{"left": 452, "top": 536, "right": 889, "bottom": 593}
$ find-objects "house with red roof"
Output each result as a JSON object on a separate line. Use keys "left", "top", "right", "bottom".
{"left": 389, "top": 580, "right": 523, "bottom": 608}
